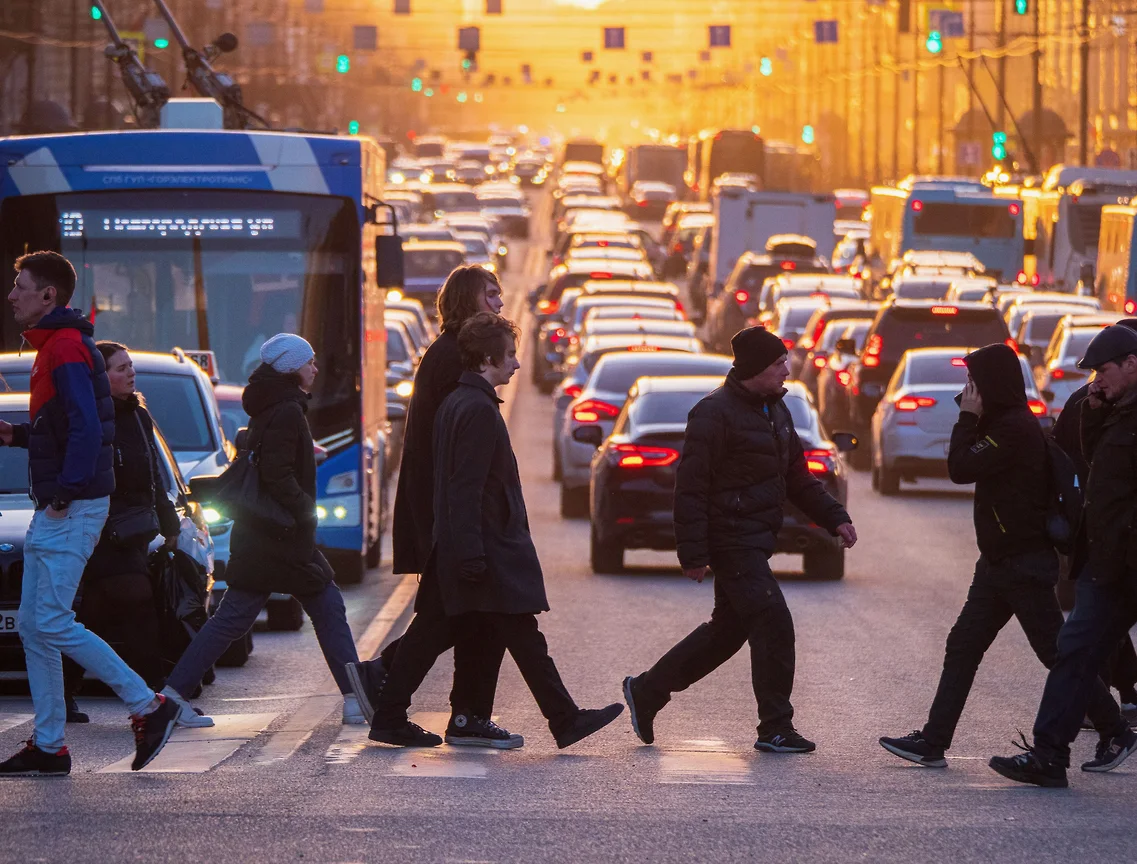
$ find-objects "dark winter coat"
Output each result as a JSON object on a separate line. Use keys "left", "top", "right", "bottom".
{"left": 1077, "top": 388, "right": 1137, "bottom": 585}
{"left": 392, "top": 329, "right": 462, "bottom": 576}
{"left": 431, "top": 372, "right": 549, "bottom": 617}
{"left": 948, "top": 344, "right": 1051, "bottom": 566}
{"left": 10, "top": 307, "right": 114, "bottom": 508}
{"left": 84, "top": 394, "right": 181, "bottom": 581}
{"left": 673, "top": 370, "right": 850, "bottom": 570}
{"left": 225, "top": 364, "right": 333, "bottom": 595}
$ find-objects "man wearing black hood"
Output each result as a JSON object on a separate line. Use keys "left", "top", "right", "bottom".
{"left": 880, "top": 343, "right": 1121, "bottom": 770}
{"left": 623, "top": 327, "right": 856, "bottom": 754}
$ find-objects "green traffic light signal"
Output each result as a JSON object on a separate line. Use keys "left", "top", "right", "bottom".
{"left": 90, "top": 5, "right": 102, "bottom": 20}
{"left": 1014, "top": 0, "right": 1028, "bottom": 14}
{"left": 336, "top": 55, "right": 350, "bottom": 74}
{"left": 411, "top": 77, "right": 423, "bottom": 92}
{"left": 153, "top": 38, "right": 169, "bottom": 49}
{"left": 348, "top": 121, "right": 360, "bottom": 135}
{"left": 801, "top": 125, "right": 815, "bottom": 145}
{"left": 925, "top": 31, "right": 942, "bottom": 54}
{"left": 992, "top": 131, "right": 1008, "bottom": 160}
{"left": 759, "top": 57, "right": 773, "bottom": 77}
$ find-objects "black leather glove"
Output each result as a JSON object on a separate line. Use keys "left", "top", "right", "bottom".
{"left": 459, "top": 556, "right": 488, "bottom": 583}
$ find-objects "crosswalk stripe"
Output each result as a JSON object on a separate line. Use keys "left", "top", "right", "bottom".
{"left": 99, "top": 713, "right": 278, "bottom": 774}
{"left": 657, "top": 739, "right": 754, "bottom": 785}
{"left": 325, "top": 725, "right": 370, "bottom": 765}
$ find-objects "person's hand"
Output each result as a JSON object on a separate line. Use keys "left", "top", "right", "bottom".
{"left": 959, "top": 380, "right": 983, "bottom": 416}
{"left": 459, "top": 556, "right": 488, "bottom": 583}
{"left": 683, "top": 565, "right": 710, "bottom": 583}
{"left": 1087, "top": 378, "right": 1105, "bottom": 410}
{"left": 836, "top": 522, "right": 858, "bottom": 549}
{"left": 44, "top": 503, "right": 68, "bottom": 520}
{"left": 0, "top": 420, "right": 11, "bottom": 446}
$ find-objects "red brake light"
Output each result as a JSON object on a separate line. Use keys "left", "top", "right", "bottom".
{"left": 863, "top": 355, "right": 880, "bottom": 367}
{"left": 836, "top": 369, "right": 852, "bottom": 386}
{"left": 810, "top": 291, "right": 829, "bottom": 299}
{"left": 597, "top": 240, "right": 609, "bottom": 246}
{"left": 627, "top": 345, "right": 660, "bottom": 352}
{"left": 780, "top": 260, "right": 797, "bottom": 271}
{"left": 1016, "top": 270, "right": 1028, "bottom": 285}
{"left": 930, "top": 305, "right": 959, "bottom": 316}
{"left": 1028, "top": 399, "right": 1047, "bottom": 417}
{"left": 614, "top": 443, "right": 680, "bottom": 468}
{"left": 865, "top": 333, "right": 883, "bottom": 355}
{"left": 813, "top": 355, "right": 827, "bottom": 368}
{"left": 782, "top": 338, "right": 795, "bottom": 350}
{"left": 1009, "top": 202, "right": 1021, "bottom": 216}
{"left": 804, "top": 448, "right": 834, "bottom": 474}
{"left": 895, "top": 396, "right": 937, "bottom": 411}
{"left": 735, "top": 289, "right": 750, "bottom": 304}
{"left": 573, "top": 399, "right": 620, "bottom": 423}
{"left": 637, "top": 200, "right": 649, "bottom": 207}
{"left": 590, "top": 271, "right": 613, "bottom": 279}
{"left": 564, "top": 384, "right": 583, "bottom": 398}
{"left": 1050, "top": 369, "right": 1065, "bottom": 380}
{"left": 1126, "top": 299, "right": 1137, "bottom": 315}
{"left": 672, "top": 242, "right": 683, "bottom": 253}
{"left": 550, "top": 328, "right": 566, "bottom": 344}
{"left": 951, "top": 357, "right": 966, "bottom": 366}
{"left": 537, "top": 299, "right": 558, "bottom": 314}
{"left": 1005, "top": 337, "right": 1019, "bottom": 352}
{"left": 911, "top": 199, "right": 924, "bottom": 212}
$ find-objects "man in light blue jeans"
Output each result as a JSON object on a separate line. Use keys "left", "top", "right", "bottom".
{"left": 0, "top": 252, "right": 178, "bottom": 776}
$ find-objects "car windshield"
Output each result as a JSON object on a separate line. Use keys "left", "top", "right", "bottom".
{"left": 0, "top": 410, "right": 29, "bottom": 493}
{"left": 782, "top": 394, "right": 817, "bottom": 434}
{"left": 136, "top": 372, "right": 215, "bottom": 451}
{"left": 912, "top": 203, "right": 1017, "bottom": 238}
{"left": 1060, "top": 328, "right": 1099, "bottom": 362}
{"left": 876, "top": 310, "right": 1009, "bottom": 362}
{"left": 818, "top": 318, "right": 864, "bottom": 351}
{"left": 778, "top": 304, "right": 825, "bottom": 333}
{"left": 592, "top": 356, "right": 731, "bottom": 394}
{"left": 386, "top": 327, "right": 409, "bottom": 363}
{"left": 213, "top": 393, "right": 249, "bottom": 445}
{"left": 428, "top": 191, "right": 479, "bottom": 211}
{"left": 404, "top": 248, "right": 465, "bottom": 278}
{"left": 459, "top": 238, "right": 490, "bottom": 255}
{"left": 893, "top": 281, "right": 950, "bottom": 301}
{"left": 573, "top": 300, "right": 671, "bottom": 331}
{"left": 906, "top": 355, "right": 971, "bottom": 386}
{"left": 629, "top": 390, "right": 713, "bottom": 425}
{"left": 478, "top": 197, "right": 521, "bottom": 209}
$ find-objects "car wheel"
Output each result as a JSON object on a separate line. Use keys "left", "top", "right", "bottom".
{"left": 366, "top": 534, "right": 382, "bottom": 568}
{"left": 849, "top": 441, "right": 872, "bottom": 471}
{"left": 803, "top": 547, "right": 844, "bottom": 580}
{"left": 552, "top": 444, "right": 563, "bottom": 481}
{"left": 217, "top": 630, "right": 252, "bottom": 667}
{"left": 559, "top": 483, "right": 590, "bottom": 518}
{"left": 870, "top": 463, "right": 880, "bottom": 491}
{"left": 590, "top": 526, "right": 624, "bottom": 574}
{"left": 266, "top": 596, "right": 305, "bottom": 631}
{"left": 879, "top": 462, "right": 901, "bottom": 496}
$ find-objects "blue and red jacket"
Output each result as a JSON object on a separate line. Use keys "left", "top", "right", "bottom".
{"left": 10, "top": 307, "right": 114, "bottom": 508}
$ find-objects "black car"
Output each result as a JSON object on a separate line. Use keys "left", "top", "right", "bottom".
{"left": 815, "top": 321, "right": 872, "bottom": 434}
{"left": 847, "top": 300, "right": 1012, "bottom": 465}
{"left": 0, "top": 393, "right": 213, "bottom": 677}
{"left": 589, "top": 378, "right": 852, "bottom": 579}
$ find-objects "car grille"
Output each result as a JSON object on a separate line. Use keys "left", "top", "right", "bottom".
{"left": 0, "top": 559, "right": 22, "bottom": 604}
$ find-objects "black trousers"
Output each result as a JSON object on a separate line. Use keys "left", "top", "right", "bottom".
{"left": 639, "top": 552, "right": 796, "bottom": 736}
{"left": 922, "top": 552, "right": 1121, "bottom": 750}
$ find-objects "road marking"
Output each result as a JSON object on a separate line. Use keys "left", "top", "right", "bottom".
{"left": 356, "top": 571, "right": 420, "bottom": 660}
{"left": 0, "top": 713, "right": 33, "bottom": 735}
{"left": 656, "top": 739, "right": 753, "bottom": 785}
{"left": 383, "top": 748, "right": 489, "bottom": 779}
{"left": 325, "top": 725, "right": 371, "bottom": 765}
{"left": 100, "top": 713, "right": 278, "bottom": 774}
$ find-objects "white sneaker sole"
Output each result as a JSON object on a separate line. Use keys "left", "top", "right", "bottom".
{"left": 344, "top": 663, "right": 376, "bottom": 725}
{"left": 1082, "top": 741, "right": 1137, "bottom": 772}
{"left": 879, "top": 739, "right": 946, "bottom": 768}
{"left": 444, "top": 733, "right": 524, "bottom": 750}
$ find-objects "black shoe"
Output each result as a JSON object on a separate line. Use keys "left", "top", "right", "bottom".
{"left": 0, "top": 740, "right": 71, "bottom": 777}
{"left": 989, "top": 735, "right": 1068, "bottom": 788}
{"left": 445, "top": 713, "right": 523, "bottom": 750}
{"left": 368, "top": 721, "right": 443, "bottom": 747}
{"left": 554, "top": 704, "right": 624, "bottom": 749}
{"left": 344, "top": 659, "right": 386, "bottom": 726}
{"left": 879, "top": 730, "right": 946, "bottom": 767}
{"left": 130, "top": 694, "right": 179, "bottom": 771}
{"left": 65, "top": 696, "right": 89, "bottom": 724}
{"left": 1122, "top": 704, "right": 1137, "bottom": 729}
{"left": 1081, "top": 727, "right": 1137, "bottom": 773}
{"left": 623, "top": 675, "right": 658, "bottom": 745}
{"left": 755, "top": 730, "right": 816, "bottom": 753}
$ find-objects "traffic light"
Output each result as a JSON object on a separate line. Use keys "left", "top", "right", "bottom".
{"left": 336, "top": 54, "right": 350, "bottom": 74}
{"left": 90, "top": 5, "right": 102, "bottom": 20}
{"left": 462, "top": 50, "right": 477, "bottom": 72}
{"left": 925, "top": 30, "right": 942, "bottom": 54}
{"left": 348, "top": 121, "right": 360, "bottom": 135}
{"left": 1014, "top": 0, "right": 1029, "bottom": 14}
{"left": 457, "top": 91, "right": 468, "bottom": 103}
{"left": 759, "top": 57, "right": 773, "bottom": 77}
{"left": 992, "top": 131, "right": 1008, "bottom": 160}
{"left": 411, "top": 77, "right": 423, "bottom": 92}
{"left": 801, "top": 124, "right": 815, "bottom": 145}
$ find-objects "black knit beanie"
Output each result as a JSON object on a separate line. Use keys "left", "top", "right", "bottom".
{"left": 730, "top": 326, "right": 788, "bottom": 379}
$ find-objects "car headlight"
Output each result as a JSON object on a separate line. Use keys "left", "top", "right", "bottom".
{"left": 202, "top": 507, "right": 223, "bottom": 524}
{"left": 483, "top": 261, "right": 496, "bottom": 273}
{"left": 394, "top": 379, "right": 414, "bottom": 398}
{"left": 387, "top": 288, "right": 403, "bottom": 302}
{"left": 498, "top": 245, "right": 508, "bottom": 256}
{"left": 390, "top": 172, "right": 405, "bottom": 184}
{"left": 316, "top": 505, "right": 327, "bottom": 520}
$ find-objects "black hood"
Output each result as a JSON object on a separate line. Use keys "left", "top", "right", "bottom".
{"left": 28, "top": 306, "right": 94, "bottom": 336}
{"left": 964, "top": 343, "right": 1027, "bottom": 410}
{"left": 242, "top": 363, "right": 309, "bottom": 417}
{"left": 113, "top": 393, "right": 141, "bottom": 414}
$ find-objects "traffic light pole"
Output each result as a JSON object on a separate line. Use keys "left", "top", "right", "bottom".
{"left": 1032, "top": 0, "right": 1043, "bottom": 172}
{"left": 980, "top": 55, "right": 1039, "bottom": 173}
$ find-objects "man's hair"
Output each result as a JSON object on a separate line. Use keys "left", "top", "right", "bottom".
{"left": 96, "top": 340, "right": 128, "bottom": 365}
{"left": 14, "top": 251, "right": 77, "bottom": 307}
{"left": 437, "top": 265, "right": 500, "bottom": 333}
{"left": 457, "top": 312, "right": 519, "bottom": 372}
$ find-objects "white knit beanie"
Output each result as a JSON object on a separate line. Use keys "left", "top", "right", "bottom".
{"left": 260, "top": 333, "right": 315, "bottom": 374}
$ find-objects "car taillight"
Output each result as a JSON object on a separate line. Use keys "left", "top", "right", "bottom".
{"left": 782, "top": 338, "right": 795, "bottom": 350}
{"left": 613, "top": 443, "right": 680, "bottom": 468}
{"left": 813, "top": 355, "right": 827, "bottom": 369}
{"left": 564, "top": 384, "right": 583, "bottom": 399}
{"left": 1005, "top": 337, "right": 1019, "bottom": 353}
{"left": 590, "top": 271, "right": 613, "bottom": 279}
{"left": 951, "top": 357, "right": 966, "bottom": 366}
{"left": 537, "top": 299, "right": 558, "bottom": 314}
{"left": 637, "top": 200, "right": 649, "bottom": 207}
{"left": 1016, "top": 270, "right": 1028, "bottom": 285}
{"left": 1009, "top": 202, "right": 1021, "bottom": 216}
{"left": 911, "top": 199, "right": 923, "bottom": 211}
{"left": 672, "top": 242, "right": 683, "bottom": 253}
{"left": 895, "top": 396, "right": 937, "bottom": 411}
{"left": 573, "top": 399, "right": 620, "bottom": 423}
{"left": 930, "top": 305, "right": 959, "bottom": 316}
{"left": 1028, "top": 399, "right": 1048, "bottom": 416}
{"left": 1051, "top": 368, "right": 1065, "bottom": 380}
{"left": 627, "top": 345, "right": 660, "bottom": 352}
{"left": 836, "top": 369, "right": 852, "bottom": 387}
{"left": 863, "top": 332, "right": 882, "bottom": 366}
{"left": 780, "top": 260, "right": 797, "bottom": 271}
{"left": 1127, "top": 299, "right": 1137, "bottom": 315}
{"left": 1030, "top": 273, "right": 1041, "bottom": 287}
{"left": 735, "top": 289, "right": 750, "bottom": 304}
{"left": 549, "top": 327, "right": 566, "bottom": 344}
{"left": 804, "top": 448, "right": 835, "bottom": 474}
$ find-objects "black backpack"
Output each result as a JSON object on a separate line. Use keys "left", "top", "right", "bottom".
{"left": 1044, "top": 437, "right": 1082, "bottom": 554}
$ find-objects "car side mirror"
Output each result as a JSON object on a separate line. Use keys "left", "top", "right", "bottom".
{"left": 1041, "top": 389, "right": 1055, "bottom": 403}
{"left": 835, "top": 338, "right": 856, "bottom": 354}
{"left": 234, "top": 426, "right": 249, "bottom": 452}
{"left": 375, "top": 234, "right": 405, "bottom": 288}
{"left": 187, "top": 474, "right": 223, "bottom": 503}
{"left": 831, "top": 432, "right": 858, "bottom": 453}
{"left": 572, "top": 426, "right": 604, "bottom": 447}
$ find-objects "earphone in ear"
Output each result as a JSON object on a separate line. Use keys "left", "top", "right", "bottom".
{"left": 43, "top": 291, "right": 51, "bottom": 302}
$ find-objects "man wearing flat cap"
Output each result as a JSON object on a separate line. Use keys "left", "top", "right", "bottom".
{"left": 623, "top": 326, "right": 857, "bottom": 754}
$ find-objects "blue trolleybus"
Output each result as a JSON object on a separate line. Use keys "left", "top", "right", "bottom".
{"left": 0, "top": 128, "right": 397, "bottom": 581}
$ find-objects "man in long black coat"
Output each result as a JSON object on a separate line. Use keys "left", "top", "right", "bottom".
{"left": 369, "top": 313, "right": 623, "bottom": 749}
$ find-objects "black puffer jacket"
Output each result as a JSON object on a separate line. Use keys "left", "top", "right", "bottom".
{"left": 674, "top": 371, "right": 850, "bottom": 569}
{"left": 1077, "top": 389, "right": 1137, "bottom": 584}
{"left": 225, "top": 364, "right": 332, "bottom": 595}
{"left": 948, "top": 344, "right": 1051, "bottom": 564}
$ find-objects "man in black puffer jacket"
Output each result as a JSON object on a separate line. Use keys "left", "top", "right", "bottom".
{"left": 623, "top": 327, "right": 856, "bottom": 754}
{"left": 880, "top": 343, "right": 1122, "bottom": 771}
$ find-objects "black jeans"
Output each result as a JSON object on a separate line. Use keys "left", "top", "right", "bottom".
{"left": 922, "top": 551, "right": 1121, "bottom": 750}
{"left": 640, "top": 552, "right": 796, "bottom": 736}
{"left": 1033, "top": 574, "right": 1137, "bottom": 766}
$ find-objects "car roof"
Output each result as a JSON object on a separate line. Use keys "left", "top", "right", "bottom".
{"left": 402, "top": 240, "right": 467, "bottom": 253}
{"left": 425, "top": 183, "right": 476, "bottom": 193}
{"left": 677, "top": 213, "right": 715, "bottom": 227}
{"left": 885, "top": 299, "right": 996, "bottom": 313}
{"left": 559, "top": 259, "right": 652, "bottom": 275}
{"left": 583, "top": 334, "right": 701, "bottom": 353}
{"left": 0, "top": 392, "right": 29, "bottom": 410}
{"left": 582, "top": 280, "right": 678, "bottom": 294}
{"left": 0, "top": 349, "right": 211, "bottom": 377}
{"left": 633, "top": 375, "right": 727, "bottom": 394}
{"left": 577, "top": 296, "right": 675, "bottom": 309}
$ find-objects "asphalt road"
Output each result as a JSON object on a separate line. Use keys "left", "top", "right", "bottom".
{"left": 1, "top": 193, "right": 1135, "bottom": 864}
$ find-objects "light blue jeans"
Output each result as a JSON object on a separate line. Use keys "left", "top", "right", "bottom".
{"left": 19, "top": 498, "right": 155, "bottom": 752}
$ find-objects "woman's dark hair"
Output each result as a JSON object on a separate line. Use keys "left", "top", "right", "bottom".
{"left": 96, "top": 340, "right": 128, "bottom": 365}
{"left": 437, "top": 265, "right": 500, "bottom": 333}
{"left": 457, "top": 312, "right": 519, "bottom": 372}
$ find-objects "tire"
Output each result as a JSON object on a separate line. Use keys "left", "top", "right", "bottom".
{"left": 559, "top": 483, "right": 590, "bottom": 518}
{"left": 590, "top": 527, "right": 624, "bottom": 574}
{"left": 266, "top": 596, "right": 305, "bottom": 631}
{"left": 365, "top": 535, "right": 381, "bottom": 568}
{"left": 803, "top": 547, "right": 845, "bottom": 580}
{"left": 216, "top": 630, "right": 252, "bottom": 667}
{"left": 878, "top": 462, "right": 901, "bottom": 496}
{"left": 849, "top": 444, "right": 872, "bottom": 471}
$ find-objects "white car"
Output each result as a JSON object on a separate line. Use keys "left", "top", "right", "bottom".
{"left": 871, "top": 347, "right": 1051, "bottom": 495}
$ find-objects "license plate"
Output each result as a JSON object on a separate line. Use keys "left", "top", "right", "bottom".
{"left": 0, "top": 610, "right": 17, "bottom": 633}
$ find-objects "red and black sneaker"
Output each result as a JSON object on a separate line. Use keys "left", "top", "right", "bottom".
{"left": 0, "top": 740, "right": 71, "bottom": 777}
{"left": 131, "top": 694, "right": 179, "bottom": 771}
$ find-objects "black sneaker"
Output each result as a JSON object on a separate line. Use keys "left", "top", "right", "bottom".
{"left": 130, "top": 694, "right": 179, "bottom": 771}
{"left": 623, "top": 675, "right": 658, "bottom": 745}
{"left": 0, "top": 740, "right": 71, "bottom": 777}
{"left": 755, "top": 730, "right": 816, "bottom": 753}
{"left": 554, "top": 704, "right": 624, "bottom": 749}
{"left": 445, "top": 713, "right": 524, "bottom": 750}
{"left": 368, "top": 721, "right": 443, "bottom": 748}
{"left": 879, "top": 730, "right": 946, "bottom": 767}
{"left": 344, "top": 659, "right": 386, "bottom": 726}
{"left": 1081, "top": 727, "right": 1137, "bottom": 773}
{"left": 989, "top": 735, "right": 1068, "bottom": 788}
{"left": 65, "top": 695, "right": 89, "bottom": 724}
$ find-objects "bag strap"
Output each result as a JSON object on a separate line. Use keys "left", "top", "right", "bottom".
{"left": 133, "top": 410, "right": 157, "bottom": 508}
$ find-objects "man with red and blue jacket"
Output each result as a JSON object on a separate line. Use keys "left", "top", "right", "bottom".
{"left": 0, "top": 251, "right": 177, "bottom": 776}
